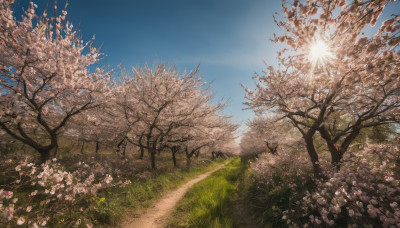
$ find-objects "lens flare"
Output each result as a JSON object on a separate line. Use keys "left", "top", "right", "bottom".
{"left": 309, "top": 39, "right": 333, "bottom": 63}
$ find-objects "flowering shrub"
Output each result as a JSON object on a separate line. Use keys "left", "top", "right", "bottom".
{"left": 251, "top": 150, "right": 313, "bottom": 189}
{"left": 0, "top": 158, "right": 130, "bottom": 227}
{"left": 251, "top": 144, "right": 400, "bottom": 227}
{"left": 249, "top": 149, "right": 316, "bottom": 227}
{"left": 61, "top": 154, "right": 150, "bottom": 179}
{"left": 282, "top": 144, "right": 400, "bottom": 227}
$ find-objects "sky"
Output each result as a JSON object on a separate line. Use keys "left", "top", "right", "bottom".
{"left": 12, "top": 0, "right": 400, "bottom": 136}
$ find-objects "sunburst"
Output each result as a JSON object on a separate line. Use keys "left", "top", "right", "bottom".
{"left": 309, "top": 39, "right": 335, "bottom": 65}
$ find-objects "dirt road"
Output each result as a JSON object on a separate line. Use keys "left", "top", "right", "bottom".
{"left": 121, "top": 163, "right": 226, "bottom": 228}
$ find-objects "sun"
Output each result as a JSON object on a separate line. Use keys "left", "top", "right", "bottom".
{"left": 308, "top": 39, "right": 335, "bottom": 67}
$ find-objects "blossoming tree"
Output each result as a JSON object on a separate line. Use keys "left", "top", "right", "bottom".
{"left": 0, "top": 1, "right": 111, "bottom": 162}
{"left": 244, "top": 0, "right": 400, "bottom": 174}
{"left": 117, "top": 64, "right": 228, "bottom": 169}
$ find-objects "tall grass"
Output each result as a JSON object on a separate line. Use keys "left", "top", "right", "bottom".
{"left": 167, "top": 157, "right": 247, "bottom": 228}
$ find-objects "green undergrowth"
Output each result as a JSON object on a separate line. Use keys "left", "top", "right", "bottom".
{"left": 93, "top": 157, "right": 225, "bottom": 227}
{"left": 167, "top": 157, "right": 248, "bottom": 228}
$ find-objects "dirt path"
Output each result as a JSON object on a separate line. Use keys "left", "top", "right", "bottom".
{"left": 120, "top": 163, "right": 226, "bottom": 228}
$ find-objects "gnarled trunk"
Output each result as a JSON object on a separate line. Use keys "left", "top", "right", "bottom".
{"left": 304, "top": 134, "right": 322, "bottom": 176}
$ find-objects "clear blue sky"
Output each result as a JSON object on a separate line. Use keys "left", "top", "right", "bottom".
{"left": 12, "top": 0, "right": 400, "bottom": 135}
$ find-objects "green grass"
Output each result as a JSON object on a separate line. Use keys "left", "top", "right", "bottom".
{"left": 91, "top": 155, "right": 226, "bottom": 227}
{"left": 167, "top": 157, "right": 247, "bottom": 228}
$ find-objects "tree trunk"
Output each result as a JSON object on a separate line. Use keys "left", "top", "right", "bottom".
{"left": 40, "top": 149, "right": 51, "bottom": 163}
{"left": 122, "top": 143, "right": 126, "bottom": 157}
{"left": 212, "top": 151, "right": 215, "bottom": 160}
{"left": 330, "top": 145, "right": 343, "bottom": 169}
{"left": 95, "top": 141, "right": 100, "bottom": 154}
{"left": 319, "top": 126, "right": 343, "bottom": 169}
{"left": 172, "top": 151, "right": 177, "bottom": 167}
{"left": 139, "top": 146, "right": 144, "bottom": 159}
{"left": 80, "top": 141, "right": 85, "bottom": 154}
{"left": 53, "top": 143, "right": 58, "bottom": 157}
{"left": 304, "top": 134, "right": 323, "bottom": 176}
{"left": 186, "top": 156, "right": 191, "bottom": 170}
{"left": 151, "top": 152, "right": 156, "bottom": 170}
{"left": 117, "top": 138, "right": 125, "bottom": 155}
{"left": 184, "top": 147, "right": 192, "bottom": 170}
{"left": 150, "top": 149, "right": 156, "bottom": 170}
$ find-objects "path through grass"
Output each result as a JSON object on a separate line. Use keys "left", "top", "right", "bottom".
{"left": 92, "top": 155, "right": 225, "bottom": 227}
{"left": 167, "top": 157, "right": 249, "bottom": 228}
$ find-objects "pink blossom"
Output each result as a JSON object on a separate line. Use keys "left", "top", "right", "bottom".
{"left": 17, "top": 217, "right": 25, "bottom": 225}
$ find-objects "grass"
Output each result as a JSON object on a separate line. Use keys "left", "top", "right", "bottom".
{"left": 167, "top": 157, "right": 248, "bottom": 228}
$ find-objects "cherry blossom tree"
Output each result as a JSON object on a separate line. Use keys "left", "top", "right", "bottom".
{"left": 0, "top": 1, "right": 111, "bottom": 162}
{"left": 119, "top": 64, "right": 223, "bottom": 169}
{"left": 244, "top": 0, "right": 400, "bottom": 174}
{"left": 67, "top": 102, "right": 124, "bottom": 155}
{"left": 240, "top": 128, "right": 267, "bottom": 157}
{"left": 183, "top": 113, "right": 237, "bottom": 169}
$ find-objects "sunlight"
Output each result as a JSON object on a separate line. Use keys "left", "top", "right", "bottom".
{"left": 309, "top": 39, "right": 334, "bottom": 64}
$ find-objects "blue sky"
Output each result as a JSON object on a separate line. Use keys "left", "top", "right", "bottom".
{"left": 13, "top": 0, "right": 400, "bottom": 135}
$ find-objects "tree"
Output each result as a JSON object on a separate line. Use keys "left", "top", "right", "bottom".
{"left": 240, "top": 116, "right": 304, "bottom": 156}
{"left": 244, "top": 0, "right": 400, "bottom": 175}
{"left": 119, "top": 64, "right": 220, "bottom": 169}
{"left": 0, "top": 1, "right": 111, "bottom": 162}
{"left": 183, "top": 113, "right": 237, "bottom": 169}
{"left": 240, "top": 128, "right": 267, "bottom": 157}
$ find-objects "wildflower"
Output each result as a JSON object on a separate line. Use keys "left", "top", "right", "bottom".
{"left": 17, "top": 217, "right": 25, "bottom": 225}
{"left": 30, "top": 190, "right": 37, "bottom": 196}
{"left": 104, "top": 174, "right": 113, "bottom": 184}
{"left": 2, "top": 191, "right": 13, "bottom": 199}
{"left": 26, "top": 206, "right": 32, "bottom": 212}
{"left": 3, "top": 206, "right": 14, "bottom": 221}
